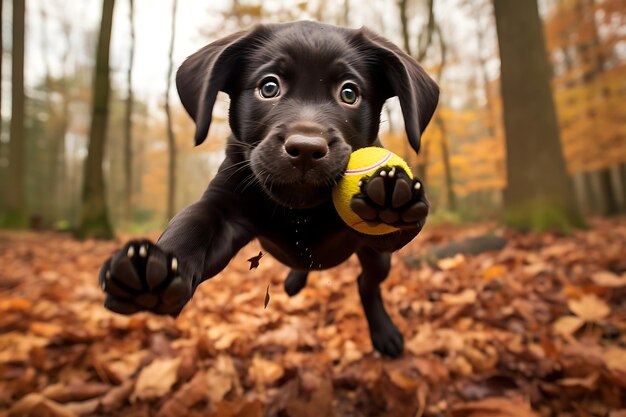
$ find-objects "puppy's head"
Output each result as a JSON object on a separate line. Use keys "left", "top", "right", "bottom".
{"left": 177, "top": 21, "right": 438, "bottom": 209}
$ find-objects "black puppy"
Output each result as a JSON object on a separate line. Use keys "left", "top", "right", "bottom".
{"left": 99, "top": 21, "right": 438, "bottom": 357}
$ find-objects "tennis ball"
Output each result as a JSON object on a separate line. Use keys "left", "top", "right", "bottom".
{"left": 332, "top": 147, "right": 413, "bottom": 235}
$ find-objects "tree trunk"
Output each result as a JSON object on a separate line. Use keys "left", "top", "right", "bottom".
{"left": 397, "top": 0, "right": 435, "bottom": 171}
{"left": 55, "top": 20, "right": 72, "bottom": 225}
{"left": 165, "top": 0, "right": 178, "bottom": 221}
{"left": 597, "top": 167, "right": 619, "bottom": 216}
{"left": 0, "top": 0, "right": 3, "bottom": 135}
{"left": 398, "top": 0, "right": 412, "bottom": 56}
{"left": 4, "top": 0, "right": 27, "bottom": 227}
{"left": 123, "top": 0, "right": 135, "bottom": 225}
{"left": 571, "top": 171, "right": 590, "bottom": 215}
{"left": 78, "top": 0, "right": 115, "bottom": 239}
{"left": 438, "top": 117, "right": 456, "bottom": 211}
{"left": 620, "top": 163, "right": 626, "bottom": 213}
{"left": 609, "top": 165, "right": 624, "bottom": 212}
{"left": 583, "top": 170, "right": 601, "bottom": 215}
{"left": 493, "top": 0, "right": 582, "bottom": 231}
{"left": 433, "top": 20, "right": 456, "bottom": 212}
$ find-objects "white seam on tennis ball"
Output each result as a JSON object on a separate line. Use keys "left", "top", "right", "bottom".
{"left": 344, "top": 152, "right": 392, "bottom": 176}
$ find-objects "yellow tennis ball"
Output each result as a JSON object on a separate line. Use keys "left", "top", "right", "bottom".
{"left": 332, "top": 147, "right": 413, "bottom": 235}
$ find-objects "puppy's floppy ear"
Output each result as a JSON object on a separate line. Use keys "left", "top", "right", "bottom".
{"left": 355, "top": 28, "right": 439, "bottom": 154}
{"left": 176, "top": 26, "right": 268, "bottom": 146}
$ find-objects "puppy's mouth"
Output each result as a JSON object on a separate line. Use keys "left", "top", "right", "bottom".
{"left": 250, "top": 157, "right": 348, "bottom": 209}
{"left": 248, "top": 124, "right": 352, "bottom": 209}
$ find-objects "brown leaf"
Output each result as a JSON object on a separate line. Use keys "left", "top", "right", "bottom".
{"left": 157, "top": 371, "right": 210, "bottom": 417}
{"left": 442, "top": 289, "right": 477, "bottom": 305}
{"left": 249, "top": 355, "right": 284, "bottom": 386}
{"left": 210, "top": 399, "right": 264, "bottom": 417}
{"left": 451, "top": 397, "right": 539, "bottom": 417}
{"left": 567, "top": 294, "right": 610, "bottom": 322}
{"left": 437, "top": 254, "right": 466, "bottom": 270}
{"left": 206, "top": 355, "right": 242, "bottom": 405}
{"left": 247, "top": 251, "right": 263, "bottom": 270}
{"left": 100, "top": 379, "right": 135, "bottom": 413}
{"left": 557, "top": 372, "right": 599, "bottom": 389}
{"left": 604, "top": 347, "right": 626, "bottom": 373}
{"left": 284, "top": 371, "right": 334, "bottom": 417}
{"left": 9, "top": 393, "right": 77, "bottom": 417}
{"left": 132, "top": 358, "right": 181, "bottom": 401}
{"left": 64, "top": 398, "right": 100, "bottom": 416}
{"left": 591, "top": 271, "right": 626, "bottom": 288}
{"left": 103, "top": 351, "right": 147, "bottom": 383}
{"left": 264, "top": 284, "right": 270, "bottom": 309}
{"left": 42, "top": 382, "right": 110, "bottom": 403}
{"left": 552, "top": 316, "right": 584, "bottom": 337}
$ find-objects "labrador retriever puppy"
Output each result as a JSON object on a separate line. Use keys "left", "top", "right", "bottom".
{"left": 99, "top": 21, "right": 438, "bottom": 357}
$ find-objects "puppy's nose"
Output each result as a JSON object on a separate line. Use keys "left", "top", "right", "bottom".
{"left": 284, "top": 135, "right": 328, "bottom": 171}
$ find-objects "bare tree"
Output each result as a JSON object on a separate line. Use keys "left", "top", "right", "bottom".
{"left": 56, "top": 11, "right": 73, "bottom": 223}
{"left": 4, "top": 0, "right": 27, "bottom": 227}
{"left": 124, "top": 0, "right": 136, "bottom": 224}
{"left": 433, "top": 21, "right": 456, "bottom": 212}
{"left": 493, "top": 0, "right": 582, "bottom": 231}
{"left": 0, "top": 0, "right": 3, "bottom": 130}
{"left": 397, "top": 0, "right": 437, "bottom": 180}
{"left": 78, "top": 0, "right": 115, "bottom": 238}
{"left": 165, "top": 0, "right": 178, "bottom": 220}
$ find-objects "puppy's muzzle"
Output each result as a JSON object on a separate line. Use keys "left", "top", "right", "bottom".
{"left": 284, "top": 135, "right": 329, "bottom": 173}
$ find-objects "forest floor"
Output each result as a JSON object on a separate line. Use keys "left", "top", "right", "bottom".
{"left": 0, "top": 217, "right": 625, "bottom": 417}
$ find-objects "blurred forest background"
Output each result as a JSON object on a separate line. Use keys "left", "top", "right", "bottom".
{"left": 1, "top": 0, "right": 625, "bottom": 236}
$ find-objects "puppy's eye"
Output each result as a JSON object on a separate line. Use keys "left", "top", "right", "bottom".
{"left": 259, "top": 77, "right": 280, "bottom": 99}
{"left": 339, "top": 83, "right": 359, "bottom": 105}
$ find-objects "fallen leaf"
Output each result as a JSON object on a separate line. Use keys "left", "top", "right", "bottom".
{"left": 0, "top": 298, "right": 32, "bottom": 312}
{"left": 100, "top": 379, "right": 135, "bottom": 413}
{"left": 284, "top": 371, "right": 333, "bottom": 417}
{"left": 133, "top": 357, "right": 181, "bottom": 401}
{"left": 482, "top": 264, "right": 507, "bottom": 281}
{"left": 591, "top": 271, "right": 626, "bottom": 287}
{"left": 552, "top": 316, "right": 584, "bottom": 337}
{"left": 264, "top": 284, "right": 270, "bottom": 309}
{"left": 247, "top": 251, "right": 263, "bottom": 270}
{"left": 64, "top": 398, "right": 100, "bottom": 416}
{"left": 451, "top": 396, "right": 539, "bottom": 417}
{"left": 206, "top": 355, "right": 241, "bottom": 405}
{"left": 9, "top": 393, "right": 77, "bottom": 417}
{"left": 557, "top": 372, "right": 599, "bottom": 389}
{"left": 41, "top": 382, "right": 110, "bottom": 403}
{"left": 210, "top": 399, "right": 264, "bottom": 417}
{"left": 604, "top": 347, "right": 626, "bottom": 373}
{"left": 249, "top": 355, "right": 284, "bottom": 386}
{"left": 157, "top": 371, "right": 210, "bottom": 417}
{"left": 567, "top": 294, "right": 610, "bottom": 322}
{"left": 437, "top": 254, "right": 466, "bottom": 270}
{"left": 442, "top": 289, "right": 477, "bottom": 305}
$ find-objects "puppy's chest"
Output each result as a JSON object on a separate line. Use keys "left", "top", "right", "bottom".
{"left": 258, "top": 209, "right": 357, "bottom": 270}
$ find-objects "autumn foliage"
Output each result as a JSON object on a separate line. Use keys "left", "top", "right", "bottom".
{"left": 1, "top": 218, "right": 625, "bottom": 416}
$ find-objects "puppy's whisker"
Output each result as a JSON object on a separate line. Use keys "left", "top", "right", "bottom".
{"left": 221, "top": 160, "right": 253, "bottom": 183}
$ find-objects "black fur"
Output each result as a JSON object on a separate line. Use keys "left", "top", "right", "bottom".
{"left": 99, "top": 21, "right": 438, "bottom": 357}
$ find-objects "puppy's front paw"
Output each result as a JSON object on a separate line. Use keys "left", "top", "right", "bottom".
{"left": 99, "top": 240, "right": 192, "bottom": 316}
{"left": 350, "top": 166, "right": 428, "bottom": 230}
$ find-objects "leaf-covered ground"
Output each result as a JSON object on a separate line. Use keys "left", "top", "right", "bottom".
{"left": 0, "top": 218, "right": 625, "bottom": 417}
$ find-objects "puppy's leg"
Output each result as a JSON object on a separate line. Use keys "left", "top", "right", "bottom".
{"left": 100, "top": 191, "right": 253, "bottom": 316}
{"left": 356, "top": 246, "right": 403, "bottom": 358}
{"left": 284, "top": 270, "right": 308, "bottom": 296}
